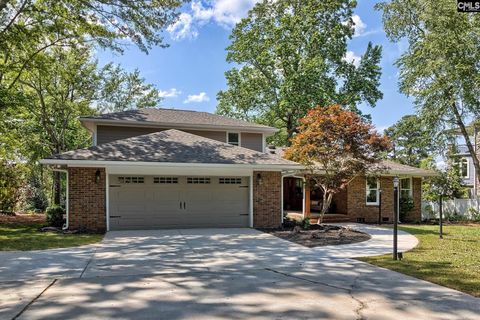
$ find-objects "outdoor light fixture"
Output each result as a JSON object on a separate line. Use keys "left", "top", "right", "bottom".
{"left": 393, "top": 176, "right": 399, "bottom": 188}
{"left": 95, "top": 169, "right": 101, "bottom": 184}
{"left": 393, "top": 176, "right": 399, "bottom": 260}
{"left": 257, "top": 173, "right": 263, "bottom": 185}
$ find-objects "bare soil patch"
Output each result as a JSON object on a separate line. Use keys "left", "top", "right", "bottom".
{"left": 0, "top": 213, "right": 46, "bottom": 225}
{"left": 260, "top": 224, "right": 371, "bottom": 247}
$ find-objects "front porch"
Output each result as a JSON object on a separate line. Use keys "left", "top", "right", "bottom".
{"left": 282, "top": 176, "right": 351, "bottom": 223}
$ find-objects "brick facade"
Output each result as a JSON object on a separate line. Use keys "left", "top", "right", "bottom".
{"left": 346, "top": 176, "right": 422, "bottom": 223}
{"left": 68, "top": 167, "right": 106, "bottom": 232}
{"left": 253, "top": 171, "right": 282, "bottom": 228}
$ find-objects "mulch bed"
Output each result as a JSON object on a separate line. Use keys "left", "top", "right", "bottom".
{"left": 260, "top": 224, "right": 371, "bottom": 247}
{"left": 0, "top": 213, "right": 46, "bottom": 225}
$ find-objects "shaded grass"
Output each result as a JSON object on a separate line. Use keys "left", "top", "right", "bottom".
{"left": 0, "top": 223, "right": 103, "bottom": 251}
{"left": 357, "top": 224, "right": 480, "bottom": 297}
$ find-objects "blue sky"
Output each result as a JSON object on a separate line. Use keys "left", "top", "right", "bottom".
{"left": 98, "top": 0, "right": 414, "bottom": 132}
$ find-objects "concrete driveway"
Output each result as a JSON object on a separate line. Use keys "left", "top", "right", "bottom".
{"left": 1, "top": 225, "right": 479, "bottom": 319}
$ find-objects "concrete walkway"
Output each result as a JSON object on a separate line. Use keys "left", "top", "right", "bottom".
{"left": 0, "top": 224, "right": 478, "bottom": 319}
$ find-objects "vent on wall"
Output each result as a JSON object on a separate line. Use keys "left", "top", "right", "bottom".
{"left": 219, "top": 178, "right": 242, "bottom": 184}
{"left": 187, "top": 177, "right": 211, "bottom": 184}
{"left": 118, "top": 176, "right": 144, "bottom": 184}
{"left": 154, "top": 177, "right": 178, "bottom": 184}
{"left": 356, "top": 217, "right": 366, "bottom": 223}
{"left": 382, "top": 217, "right": 390, "bottom": 222}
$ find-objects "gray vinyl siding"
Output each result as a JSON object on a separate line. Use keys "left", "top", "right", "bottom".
{"left": 183, "top": 130, "right": 226, "bottom": 143}
{"left": 241, "top": 132, "right": 263, "bottom": 152}
{"left": 96, "top": 125, "right": 264, "bottom": 152}
{"left": 96, "top": 125, "right": 227, "bottom": 145}
{"left": 97, "top": 126, "right": 159, "bottom": 145}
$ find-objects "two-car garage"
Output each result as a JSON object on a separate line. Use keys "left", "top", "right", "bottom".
{"left": 108, "top": 175, "right": 250, "bottom": 230}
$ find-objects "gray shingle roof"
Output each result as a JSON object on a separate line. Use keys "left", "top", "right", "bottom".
{"left": 376, "top": 160, "right": 437, "bottom": 176}
{"left": 80, "top": 108, "right": 276, "bottom": 131}
{"left": 265, "top": 146, "right": 437, "bottom": 176}
{"left": 46, "top": 129, "right": 300, "bottom": 166}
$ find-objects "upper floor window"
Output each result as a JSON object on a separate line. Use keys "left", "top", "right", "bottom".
{"left": 227, "top": 132, "right": 239, "bottom": 146}
{"left": 400, "top": 178, "right": 412, "bottom": 199}
{"left": 366, "top": 177, "right": 379, "bottom": 205}
{"left": 456, "top": 158, "right": 469, "bottom": 178}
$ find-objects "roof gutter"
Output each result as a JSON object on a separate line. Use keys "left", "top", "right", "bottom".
{"left": 39, "top": 159, "right": 304, "bottom": 171}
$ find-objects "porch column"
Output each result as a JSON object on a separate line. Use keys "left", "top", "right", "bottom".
{"left": 304, "top": 179, "right": 311, "bottom": 218}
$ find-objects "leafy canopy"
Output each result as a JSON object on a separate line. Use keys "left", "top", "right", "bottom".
{"left": 217, "top": 0, "right": 383, "bottom": 144}
{"left": 385, "top": 115, "right": 435, "bottom": 167}
{"left": 0, "top": 0, "right": 182, "bottom": 105}
{"left": 285, "top": 105, "right": 391, "bottom": 219}
{"left": 376, "top": 0, "right": 480, "bottom": 183}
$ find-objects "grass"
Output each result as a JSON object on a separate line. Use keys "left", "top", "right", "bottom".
{"left": 0, "top": 223, "right": 104, "bottom": 251}
{"left": 357, "top": 224, "right": 480, "bottom": 297}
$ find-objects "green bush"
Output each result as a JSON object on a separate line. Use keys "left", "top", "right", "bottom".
{"left": 400, "top": 196, "right": 414, "bottom": 222}
{"left": 25, "top": 175, "right": 49, "bottom": 212}
{"left": 467, "top": 208, "right": 480, "bottom": 222}
{"left": 0, "top": 161, "right": 27, "bottom": 213}
{"left": 46, "top": 206, "right": 65, "bottom": 228}
{"left": 300, "top": 217, "right": 311, "bottom": 230}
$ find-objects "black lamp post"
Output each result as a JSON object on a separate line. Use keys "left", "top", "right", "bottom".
{"left": 439, "top": 194, "right": 443, "bottom": 239}
{"left": 393, "top": 177, "right": 399, "bottom": 260}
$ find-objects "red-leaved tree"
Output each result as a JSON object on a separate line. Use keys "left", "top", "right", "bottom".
{"left": 284, "top": 105, "right": 391, "bottom": 223}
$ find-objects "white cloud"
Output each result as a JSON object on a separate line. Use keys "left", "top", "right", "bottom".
{"left": 168, "top": 0, "right": 258, "bottom": 40}
{"left": 351, "top": 14, "right": 367, "bottom": 37}
{"left": 167, "top": 13, "right": 198, "bottom": 40}
{"left": 192, "top": 0, "right": 259, "bottom": 28}
{"left": 184, "top": 92, "right": 210, "bottom": 103}
{"left": 344, "top": 51, "right": 361, "bottom": 67}
{"left": 158, "top": 88, "right": 181, "bottom": 98}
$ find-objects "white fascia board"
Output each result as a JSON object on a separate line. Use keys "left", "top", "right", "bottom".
{"left": 79, "top": 119, "right": 278, "bottom": 134}
{"left": 39, "top": 159, "right": 303, "bottom": 171}
{"left": 289, "top": 168, "right": 438, "bottom": 178}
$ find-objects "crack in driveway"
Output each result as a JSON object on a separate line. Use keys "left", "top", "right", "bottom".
{"left": 11, "top": 279, "right": 57, "bottom": 320}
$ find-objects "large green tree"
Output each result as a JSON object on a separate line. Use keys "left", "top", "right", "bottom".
{"left": 217, "top": 0, "right": 383, "bottom": 144}
{"left": 385, "top": 115, "right": 435, "bottom": 167}
{"left": 376, "top": 0, "right": 480, "bottom": 186}
{"left": 0, "top": 0, "right": 182, "bottom": 97}
{"left": 2, "top": 44, "right": 161, "bottom": 204}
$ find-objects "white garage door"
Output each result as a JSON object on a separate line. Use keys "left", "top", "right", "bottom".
{"left": 109, "top": 175, "right": 250, "bottom": 230}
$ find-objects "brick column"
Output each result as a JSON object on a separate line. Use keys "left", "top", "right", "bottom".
{"left": 68, "top": 167, "right": 106, "bottom": 232}
{"left": 253, "top": 171, "right": 282, "bottom": 228}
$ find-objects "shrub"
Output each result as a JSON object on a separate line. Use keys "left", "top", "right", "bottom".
{"left": 400, "top": 196, "right": 414, "bottom": 222}
{"left": 24, "top": 177, "right": 49, "bottom": 213}
{"left": 46, "top": 206, "right": 65, "bottom": 228}
{"left": 0, "top": 161, "right": 27, "bottom": 214}
{"left": 467, "top": 208, "right": 480, "bottom": 222}
{"left": 300, "top": 217, "right": 311, "bottom": 230}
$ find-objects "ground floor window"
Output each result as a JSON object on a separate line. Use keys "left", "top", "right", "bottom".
{"left": 400, "top": 177, "right": 412, "bottom": 200}
{"left": 366, "top": 177, "right": 379, "bottom": 205}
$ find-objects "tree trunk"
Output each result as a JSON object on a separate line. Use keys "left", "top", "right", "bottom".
{"left": 451, "top": 101, "right": 480, "bottom": 194}
{"left": 319, "top": 191, "right": 333, "bottom": 224}
{"left": 286, "top": 116, "right": 295, "bottom": 146}
{"left": 53, "top": 171, "right": 61, "bottom": 206}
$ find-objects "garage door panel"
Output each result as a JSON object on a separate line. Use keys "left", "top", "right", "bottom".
{"left": 109, "top": 175, "right": 250, "bottom": 230}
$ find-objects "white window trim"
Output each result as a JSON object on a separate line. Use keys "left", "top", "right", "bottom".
{"left": 460, "top": 157, "right": 470, "bottom": 179}
{"left": 366, "top": 177, "right": 380, "bottom": 206}
{"left": 226, "top": 132, "right": 241, "bottom": 147}
{"left": 400, "top": 177, "right": 413, "bottom": 199}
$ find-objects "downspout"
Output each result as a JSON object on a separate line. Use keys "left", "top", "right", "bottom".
{"left": 52, "top": 168, "right": 69, "bottom": 230}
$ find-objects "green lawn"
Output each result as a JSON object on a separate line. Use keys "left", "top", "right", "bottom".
{"left": 0, "top": 223, "right": 104, "bottom": 251}
{"left": 357, "top": 224, "right": 480, "bottom": 297}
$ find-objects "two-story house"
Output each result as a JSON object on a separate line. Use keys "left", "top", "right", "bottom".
{"left": 41, "top": 108, "right": 435, "bottom": 232}
{"left": 449, "top": 124, "right": 478, "bottom": 198}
